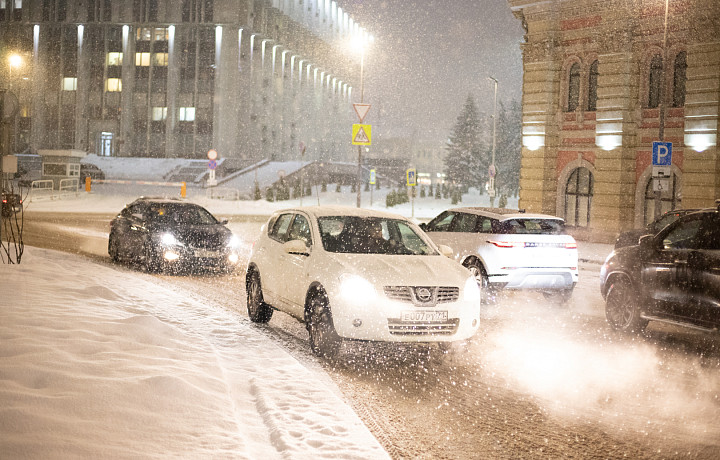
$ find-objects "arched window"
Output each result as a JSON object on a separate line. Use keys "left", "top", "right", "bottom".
{"left": 644, "top": 173, "right": 681, "bottom": 225}
{"left": 565, "top": 167, "right": 593, "bottom": 227}
{"left": 587, "top": 60, "right": 599, "bottom": 111}
{"left": 648, "top": 55, "right": 663, "bottom": 108}
{"left": 672, "top": 51, "right": 687, "bottom": 108}
{"left": 567, "top": 63, "right": 580, "bottom": 112}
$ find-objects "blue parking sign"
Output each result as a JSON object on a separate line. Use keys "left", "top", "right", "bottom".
{"left": 652, "top": 142, "right": 672, "bottom": 166}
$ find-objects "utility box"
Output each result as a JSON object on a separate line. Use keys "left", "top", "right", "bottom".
{"left": 37, "top": 149, "right": 86, "bottom": 189}
{"left": 2, "top": 155, "right": 18, "bottom": 174}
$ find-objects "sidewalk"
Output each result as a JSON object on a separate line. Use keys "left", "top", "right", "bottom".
{"left": 578, "top": 241, "right": 613, "bottom": 265}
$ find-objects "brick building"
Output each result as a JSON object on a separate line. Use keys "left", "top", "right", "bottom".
{"left": 0, "top": 0, "right": 368, "bottom": 167}
{"left": 508, "top": 0, "right": 719, "bottom": 240}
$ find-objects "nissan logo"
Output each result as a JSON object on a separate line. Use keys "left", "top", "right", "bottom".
{"left": 416, "top": 287, "right": 432, "bottom": 302}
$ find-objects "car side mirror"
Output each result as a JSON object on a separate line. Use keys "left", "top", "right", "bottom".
{"left": 220, "top": 218, "right": 229, "bottom": 225}
{"left": 438, "top": 244, "right": 454, "bottom": 258}
{"left": 419, "top": 223, "right": 428, "bottom": 231}
{"left": 639, "top": 234, "right": 655, "bottom": 251}
{"left": 284, "top": 239, "right": 310, "bottom": 256}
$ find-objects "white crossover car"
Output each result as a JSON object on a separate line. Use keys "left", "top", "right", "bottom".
{"left": 421, "top": 207, "right": 579, "bottom": 304}
{"left": 245, "top": 206, "right": 481, "bottom": 358}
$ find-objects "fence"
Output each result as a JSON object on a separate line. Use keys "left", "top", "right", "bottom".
{"left": 205, "top": 186, "right": 241, "bottom": 201}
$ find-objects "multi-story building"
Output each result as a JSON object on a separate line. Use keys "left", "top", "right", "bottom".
{"left": 508, "top": 0, "right": 719, "bottom": 240}
{"left": 0, "top": 0, "right": 368, "bottom": 167}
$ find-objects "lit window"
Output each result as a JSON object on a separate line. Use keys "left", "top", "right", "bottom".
{"left": 135, "top": 52, "right": 150, "bottom": 66}
{"left": 178, "top": 107, "right": 195, "bottom": 121}
{"left": 106, "top": 52, "right": 123, "bottom": 66}
{"left": 105, "top": 78, "right": 122, "bottom": 92}
{"left": 62, "top": 77, "right": 78, "bottom": 91}
{"left": 152, "top": 53, "right": 168, "bottom": 66}
{"left": 136, "top": 27, "right": 152, "bottom": 41}
{"left": 152, "top": 107, "right": 167, "bottom": 121}
{"left": 153, "top": 28, "right": 168, "bottom": 41}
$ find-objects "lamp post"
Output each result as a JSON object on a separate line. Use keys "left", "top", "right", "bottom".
{"left": 355, "top": 43, "right": 366, "bottom": 208}
{"left": 654, "top": 0, "right": 670, "bottom": 219}
{"left": 488, "top": 76, "right": 498, "bottom": 207}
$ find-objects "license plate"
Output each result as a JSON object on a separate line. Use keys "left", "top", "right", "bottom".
{"left": 195, "top": 249, "right": 219, "bottom": 258}
{"left": 401, "top": 311, "right": 448, "bottom": 322}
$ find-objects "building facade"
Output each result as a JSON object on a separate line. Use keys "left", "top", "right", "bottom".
{"left": 508, "top": 0, "right": 720, "bottom": 240}
{"left": 0, "top": 0, "right": 367, "bottom": 167}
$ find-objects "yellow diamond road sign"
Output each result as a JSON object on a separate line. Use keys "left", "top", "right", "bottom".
{"left": 352, "top": 124, "right": 371, "bottom": 145}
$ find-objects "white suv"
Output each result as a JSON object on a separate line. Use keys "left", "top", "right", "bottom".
{"left": 246, "top": 206, "right": 481, "bottom": 358}
{"left": 421, "top": 207, "right": 579, "bottom": 304}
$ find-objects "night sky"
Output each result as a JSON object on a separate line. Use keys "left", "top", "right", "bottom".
{"left": 340, "top": 0, "right": 525, "bottom": 142}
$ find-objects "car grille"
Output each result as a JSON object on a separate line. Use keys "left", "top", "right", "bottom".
{"left": 387, "top": 318, "right": 459, "bottom": 336}
{"left": 185, "top": 231, "right": 224, "bottom": 250}
{"left": 383, "top": 286, "right": 460, "bottom": 305}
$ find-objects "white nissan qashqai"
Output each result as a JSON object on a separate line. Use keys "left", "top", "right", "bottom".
{"left": 246, "top": 206, "right": 481, "bottom": 359}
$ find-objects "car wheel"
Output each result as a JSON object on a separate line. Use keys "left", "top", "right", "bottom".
{"left": 246, "top": 271, "right": 273, "bottom": 323}
{"left": 542, "top": 287, "right": 574, "bottom": 306}
{"left": 306, "top": 290, "right": 341, "bottom": 359}
{"left": 108, "top": 232, "right": 120, "bottom": 262}
{"left": 463, "top": 258, "right": 495, "bottom": 304}
{"left": 605, "top": 277, "right": 648, "bottom": 333}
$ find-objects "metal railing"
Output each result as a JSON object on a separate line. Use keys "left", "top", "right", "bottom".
{"left": 206, "top": 186, "right": 241, "bottom": 201}
{"left": 26, "top": 180, "right": 54, "bottom": 202}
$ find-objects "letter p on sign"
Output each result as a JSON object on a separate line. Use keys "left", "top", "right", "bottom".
{"left": 652, "top": 142, "right": 672, "bottom": 166}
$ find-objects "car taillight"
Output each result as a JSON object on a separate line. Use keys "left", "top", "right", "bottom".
{"left": 488, "top": 240, "right": 525, "bottom": 248}
{"left": 565, "top": 242, "right": 577, "bottom": 249}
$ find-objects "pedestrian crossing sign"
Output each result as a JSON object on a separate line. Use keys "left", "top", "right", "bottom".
{"left": 352, "top": 124, "right": 372, "bottom": 145}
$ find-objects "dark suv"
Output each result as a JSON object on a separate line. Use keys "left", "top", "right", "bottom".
{"left": 614, "top": 208, "right": 700, "bottom": 249}
{"left": 601, "top": 201, "right": 720, "bottom": 334}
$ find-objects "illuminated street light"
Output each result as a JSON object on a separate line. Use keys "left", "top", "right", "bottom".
{"left": 488, "top": 76, "right": 498, "bottom": 207}
{"left": 350, "top": 31, "right": 373, "bottom": 208}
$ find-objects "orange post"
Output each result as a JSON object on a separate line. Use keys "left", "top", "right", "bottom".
{"left": 181, "top": 182, "right": 186, "bottom": 198}
{"left": 85, "top": 176, "right": 91, "bottom": 192}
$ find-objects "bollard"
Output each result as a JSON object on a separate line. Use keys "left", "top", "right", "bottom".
{"left": 85, "top": 176, "right": 91, "bottom": 192}
{"left": 181, "top": 182, "right": 186, "bottom": 198}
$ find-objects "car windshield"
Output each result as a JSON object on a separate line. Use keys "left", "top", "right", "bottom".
{"left": 497, "top": 218, "right": 565, "bottom": 235}
{"left": 318, "top": 216, "right": 437, "bottom": 255}
{"left": 147, "top": 204, "right": 219, "bottom": 226}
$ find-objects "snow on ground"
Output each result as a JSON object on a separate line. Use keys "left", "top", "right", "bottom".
{"left": 0, "top": 246, "right": 390, "bottom": 459}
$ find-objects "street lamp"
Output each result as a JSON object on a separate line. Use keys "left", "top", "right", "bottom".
{"left": 654, "top": 0, "right": 670, "bottom": 219}
{"left": 488, "top": 76, "right": 498, "bottom": 207}
{"left": 351, "top": 34, "right": 370, "bottom": 208}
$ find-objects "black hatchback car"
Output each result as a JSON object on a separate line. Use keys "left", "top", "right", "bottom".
{"left": 108, "top": 197, "right": 241, "bottom": 273}
{"left": 601, "top": 201, "right": 720, "bottom": 334}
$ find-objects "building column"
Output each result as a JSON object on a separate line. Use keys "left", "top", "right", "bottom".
{"left": 518, "top": 59, "right": 561, "bottom": 215}
{"left": 683, "top": 42, "right": 720, "bottom": 206}
{"left": 592, "top": 51, "right": 638, "bottom": 237}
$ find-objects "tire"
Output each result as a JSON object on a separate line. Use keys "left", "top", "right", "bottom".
{"left": 542, "top": 287, "right": 574, "bottom": 306}
{"left": 108, "top": 232, "right": 120, "bottom": 262}
{"left": 305, "top": 290, "right": 341, "bottom": 359}
{"left": 246, "top": 271, "right": 273, "bottom": 323}
{"left": 463, "top": 258, "right": 495, "bottom": 305}
{"left": 605, "top": 277, "right": 648, "bottom": 333}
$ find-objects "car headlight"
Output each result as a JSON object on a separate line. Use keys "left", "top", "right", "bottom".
{"left": 161, "top": 232, "right": 182, "bottom": 246}
{"left": 338, "top": 274, "right": 377, "bottom": 302}
{"left": 463, "top": 276, "right": 481, "bottom": 302}
{"left": 227, "top": 234, "right": 241, "bottom": 249}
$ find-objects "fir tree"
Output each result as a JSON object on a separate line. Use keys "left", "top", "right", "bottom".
{"left": 444, "top": 95, "right": 486, "bottom": 190}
